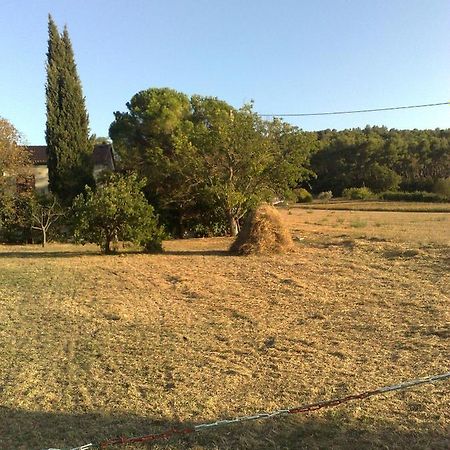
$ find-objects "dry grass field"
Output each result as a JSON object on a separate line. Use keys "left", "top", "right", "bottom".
{"left": 296, "top": 200, "right": 450, "bottom": 213}
{"left": 0, "top": 206, "right": 449, "bottom": 450}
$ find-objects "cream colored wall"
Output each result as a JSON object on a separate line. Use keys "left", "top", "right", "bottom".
{"left": 33, "top": 164, "right": 111, "bottom": 192}
{"left": 93, "top": 164, "right": 109, "bottom": 180}
{"left": 33, "top": 166, "right": 49, "bottom": 193}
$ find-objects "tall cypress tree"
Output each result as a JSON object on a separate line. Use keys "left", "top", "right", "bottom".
{"left": 45, "top": 15, "right": 94, "bottom": 204}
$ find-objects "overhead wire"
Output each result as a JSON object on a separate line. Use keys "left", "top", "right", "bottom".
{"left": 259, "top": 101, "right": 450, "bottom": 117}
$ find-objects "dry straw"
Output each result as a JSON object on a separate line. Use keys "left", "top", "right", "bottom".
{"left": 230, "top": 203, "right": 293, "bottom": 255}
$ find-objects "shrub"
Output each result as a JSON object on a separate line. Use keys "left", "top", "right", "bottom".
{"left": 342, "top": 187, "right": 374, "bottom": 200}
{"left": 433, "top": 178, "right": 450, "bottom": 199}
{"left": 189, "top": 221, "right": 229, "bottom": 238}
{"left": 73, "top": 173, "right": 164, "bottom": 253}
{"left": 400, "top": 178, "right": 435, "bottom": 193}
{"left": 294, "top": 188, "right": 313, "bottom": 203}
{"left": 380, "top": 191, "right": 448, "bottom": 203}
{"left": 366, "top": 163, "right": 401, "bottom": 193}
{"left": 0, "top": 191, "right": 33, "bottom": 243}
{"left": 317, "top": 191, "right": 333, "bottom": 201}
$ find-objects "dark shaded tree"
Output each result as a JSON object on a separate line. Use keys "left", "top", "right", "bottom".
{"left": 311, "top": 126, "right": 450, "bottom": 195}
{"left": 110, "top": 89, "right": 315, "bottom": 236}
{"left": 109, "top": 87, "right": 193, "bottom": 235}
{"left": 45, "top": 15, "right": 94, "bottom": 205}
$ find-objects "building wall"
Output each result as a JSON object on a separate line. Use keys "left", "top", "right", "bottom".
{"left": 33, "top": 164, "right": 110, "bottom": 192}
{"left": 93, "top": 164, "right": 111, "bottom": 181}
{"left": 34, "top": 166, "right": 49, "bottom": 193}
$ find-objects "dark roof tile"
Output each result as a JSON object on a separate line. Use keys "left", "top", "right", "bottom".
{"left": 26, "top": 144, "right": 115, "bottom": 169}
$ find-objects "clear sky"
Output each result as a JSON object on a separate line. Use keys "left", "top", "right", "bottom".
{"left": 1, "top": 0, "right": 449, "bottom": 144}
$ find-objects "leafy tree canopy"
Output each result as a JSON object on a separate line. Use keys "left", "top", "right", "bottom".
{"left": 72, "top": 173, "right": 164, "bottom": 254}
{"left": 110, "top": 88, "right": 316, "bottom": 236}
{"left": 311, "top": 126, "right": 450, "bottom": 195}
{"left": 0, "top": 117, "right": 32, "bottom": 234}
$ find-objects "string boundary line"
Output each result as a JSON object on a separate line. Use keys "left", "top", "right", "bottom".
{"left": 43, "top": 371, "right": 450, "bottom": 450}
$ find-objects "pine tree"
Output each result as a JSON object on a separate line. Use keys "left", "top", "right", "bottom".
{"left": 45, "top": 15, "right": 94, "bottom": 205}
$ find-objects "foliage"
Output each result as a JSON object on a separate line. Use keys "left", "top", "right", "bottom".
{"left": 317, "top": 190, "right": 333, "bottom": 201}
{"left": 380, "top": 190, "right": 448, "bottom": 203}
{"left": 45, "top": 15, "right": 94, "bottom": 205}
{"left": 0, "top": 117, "right": 33, "bottom": 241}
{"left": 433, "top": 177, "right": 450, "bottom": 199}
{"left": 311, "top": 126, "right": 450, "bottom": 196}
{"left": 365, "top": 162, "right": 401, "bottom": 193}
{"left": 110, "top": 89, "right": 316, "bottom": 236}
{"left": 72, "top": 173, "right": 164, "bottom": 253}
{"left": 0, "top": 191, "right": 34, "bottom": 243}
{"left": 294, "top": 188, "right": 313, "bottom": 203}
{"left": 342, "top": 187, "right": 374, "bottom": 200}
{"left": 184, "top": 100, "right": 314, "bottom": 235}
{"left": 109, "top": 87, "right": 193, "bottom": 235}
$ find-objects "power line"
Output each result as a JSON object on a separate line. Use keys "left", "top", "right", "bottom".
{"left": 259, "top": 101, "right": 450, "bottom": 117}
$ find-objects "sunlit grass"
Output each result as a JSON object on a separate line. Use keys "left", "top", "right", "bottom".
{"left": 0, "top": 208, "right": 449, "bottom": 449}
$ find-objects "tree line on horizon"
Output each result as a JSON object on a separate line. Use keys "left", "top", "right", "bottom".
{"left": 309, "top": 126, "right": 450, "bottom": 196}
{"left": 0, "top": 15, "right": 449, "bottom": 251}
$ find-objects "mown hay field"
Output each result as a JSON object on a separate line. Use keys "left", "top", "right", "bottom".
{"left": 0, "top": 206, "right": 449, "bottom": 449}
{"left": 296, "top": 200, "right": 450, "bottom": 213}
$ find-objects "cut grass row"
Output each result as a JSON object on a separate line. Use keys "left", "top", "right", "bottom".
{"left": 0, "top": 209, "right": 449, "bottom": 449}
{"left": 294, "top": 200, "right": 450, "bottom": 212}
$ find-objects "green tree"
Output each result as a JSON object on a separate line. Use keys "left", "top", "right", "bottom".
{"left": 110, "top": 90, "right": 315, "bottom": 236}
{"left": 109, "top": 87, "right": 193, "bottom": 234}
{"left": 365, "top": 162, "right": 401, "bottom": 193}
{"left": 0, "top": 117, "right": 32, "bottom": 241}
{"left": 311, "top": 126, "right": 449, "bottom": 195}
{"left": 185, "top": 99, "right": 314, "bottom": 235}
{"left": 72, "top": 173, "right": 164, "bottom": 254}
{"left": 45, "top": 15, "right": 94, "bottom": 205}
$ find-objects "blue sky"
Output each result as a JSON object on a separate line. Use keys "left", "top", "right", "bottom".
{"left": 1, "top": 0, "right": 449, "bottom": 144}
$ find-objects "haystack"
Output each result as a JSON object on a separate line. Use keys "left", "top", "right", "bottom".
{"left": 230, "top": 203, "right": 293, "bottom": 255}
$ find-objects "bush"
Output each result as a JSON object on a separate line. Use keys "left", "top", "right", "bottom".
{"left": 380, "top": 191, "right": 448, "bottom": 203}
{"left": 0, "top": 191, "right": 33, "bottom": 243}
{"left": 366, "top": 163, "right": 401, "bottom": 193}
{"left": 433, "top": 178, "right": 450, "bottom": 199}
{"left": 294, "top": 188, "right": 313, "bottom": 203}
{"left": 73, "top": 173, "right": 164, "bottom": 253}
{"left": 189, "top": 221, "right": 229, "bottom": 238}
{"left": 342, "top": 187, "right": 374, "bottom": 200}
{"left": 317, "top": 191, "right": 333, "bottom": 201}
{"left": 400, "top": 178, "right": 435, "bottom": 193}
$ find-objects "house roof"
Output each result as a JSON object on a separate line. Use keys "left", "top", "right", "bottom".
{"left": 26, "top": 144, "right": 115, "bottom": 168}
{"left": 92, "top": 144, "right": 115, "bottom": 166}
{"left": 27, "top": 146, "right": 47, "bottom": 164}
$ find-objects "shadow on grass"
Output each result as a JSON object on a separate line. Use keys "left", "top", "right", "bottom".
{"left": 1, "top": 407, "right": 448, "bottom": 450}
{"left": 0, "top": 250, "right": 233, "bottom": 259}
{"left": 0, "top": 250, "right": 102, "bottom": 259}
{"left": 163, "top": 249, "right": 231, "bottom": 257}
{"left": 0, "top": 248, "right": 231, "bottom": 259}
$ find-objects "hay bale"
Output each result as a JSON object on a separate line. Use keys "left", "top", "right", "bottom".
{"left": 230, "top": 204, "right": 293, "bottom": 255}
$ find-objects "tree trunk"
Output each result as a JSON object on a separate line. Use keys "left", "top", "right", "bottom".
{"left": 229, "top": 215, "right": 239, "bottom": 237}
{"left": 104, "top": 238, "right": 112, "bottom": 254}
{"left": 42, "top": 228, "right": 46, "bottom": 247}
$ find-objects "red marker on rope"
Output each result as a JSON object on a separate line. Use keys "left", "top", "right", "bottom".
{"left": 43, "top": 371, "right": 450, "bottom": 450}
